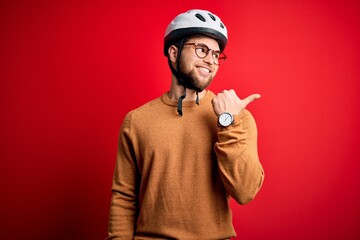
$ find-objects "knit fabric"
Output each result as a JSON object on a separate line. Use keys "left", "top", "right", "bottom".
{"left": 107, "top": 90, "right": 264, "bottom": 239}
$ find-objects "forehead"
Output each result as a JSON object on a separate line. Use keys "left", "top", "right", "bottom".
{"left": 186, "top": 36, "right": 220, "bottom": 51}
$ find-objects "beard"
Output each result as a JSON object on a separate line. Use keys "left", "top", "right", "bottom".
{"left": 177, "top": 58, "right": 214, "bottom": 92}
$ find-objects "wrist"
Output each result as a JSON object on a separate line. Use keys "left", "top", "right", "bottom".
{"left": 218, "top": 112, "right": 234, "bottom": 127}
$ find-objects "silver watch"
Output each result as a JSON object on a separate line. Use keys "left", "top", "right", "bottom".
{"left": 218, "top": 112, "right": 234, "bottom": 127}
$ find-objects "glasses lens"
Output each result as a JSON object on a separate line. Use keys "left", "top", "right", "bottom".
{"left": 217, "top": 53, "right": 227, "bottom": 65}
{"left": 195, "top": 45, "right": 208, "bottom": 58}
{"left": 193, "top": 43, "right": 227, "bottom": 65}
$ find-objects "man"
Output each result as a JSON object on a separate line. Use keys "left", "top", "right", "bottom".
{"left": 107, "top": 9, "right": 264, "bottom": 239}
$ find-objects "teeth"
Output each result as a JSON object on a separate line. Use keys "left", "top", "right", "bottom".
{"left": 198, "top": 67, "right": 210, "bottom": 73}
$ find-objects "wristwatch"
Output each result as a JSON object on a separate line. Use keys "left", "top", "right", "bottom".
{"left": 218, "top": 112, "right": 234, "bottom": 127}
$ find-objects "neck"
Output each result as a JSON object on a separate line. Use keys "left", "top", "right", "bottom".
{"left": 168, "top": 75, "right": 206, "bottom": 101}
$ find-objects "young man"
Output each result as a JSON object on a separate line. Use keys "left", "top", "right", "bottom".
{"left": 107, "top": 9, "right": 264, "bottom": 240}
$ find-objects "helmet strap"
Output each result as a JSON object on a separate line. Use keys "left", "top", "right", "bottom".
{"left": 167, "top": 38, "right": 200, "bottom": 116}
{"left": 177, "top": 86, "right": 186, "bottom": 116}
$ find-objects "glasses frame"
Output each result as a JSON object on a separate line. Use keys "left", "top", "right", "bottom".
{"left": 183, "top": 43, "right": 227, "bottom": 65}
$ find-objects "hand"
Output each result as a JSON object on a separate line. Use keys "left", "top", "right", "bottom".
{"left": 212, "top": 89, "right": 261, "bottom": 116}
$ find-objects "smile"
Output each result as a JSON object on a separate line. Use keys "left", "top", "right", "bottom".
{"left": 197, "top": 66, "right": 211, "bottom": 74}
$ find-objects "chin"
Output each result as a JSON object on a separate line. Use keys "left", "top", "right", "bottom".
{"left": 181, "top": 69, "right": 214, "bottom": 91}
{"left": 196, "top": 78, "right": 213, "bottom": 90}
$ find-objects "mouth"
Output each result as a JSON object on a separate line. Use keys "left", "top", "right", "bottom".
{"left": 197, "top": 66, "right": 212, "bottom": 74}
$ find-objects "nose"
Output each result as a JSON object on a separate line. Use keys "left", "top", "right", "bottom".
{"left": 203, "top": 51, "right": 215, "bottom": 64}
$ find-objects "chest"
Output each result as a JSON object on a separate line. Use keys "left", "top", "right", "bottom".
{"left": 133, "top": 107, "right": 218, "bottom": 176}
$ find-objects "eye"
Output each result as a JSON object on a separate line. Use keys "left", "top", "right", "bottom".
{"left": 213, "top": 52, "right": 221, "bottom": 59}
{"left": 195, "top": 45, "right": 209, "bottom": 58}
{"left": 197, "top": 45, "right": 208, "bottom": 53}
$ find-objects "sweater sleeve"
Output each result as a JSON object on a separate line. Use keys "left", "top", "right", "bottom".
{"left": 214, "top": 109, "right": 264, "bottom": 205}
{"left": 107, "top": 114, "right": 140, "bottom": 239}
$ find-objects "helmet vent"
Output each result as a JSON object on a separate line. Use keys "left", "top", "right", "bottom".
{"left": 195, "top": 13, "right": 206, "bottom": 22}
{"left": 220, "top": 22, "right": 225, "bottom": 29}
{"left": 208, "top": 13, "right": 216, "bottom": 21}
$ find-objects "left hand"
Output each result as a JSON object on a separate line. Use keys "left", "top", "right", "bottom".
{"left": 212, "top": 89, "right": 261, "bottom": 116}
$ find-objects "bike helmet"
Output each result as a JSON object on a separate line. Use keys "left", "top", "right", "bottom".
{"left": 164, "top": 9, "right": 228, "bottom": 56}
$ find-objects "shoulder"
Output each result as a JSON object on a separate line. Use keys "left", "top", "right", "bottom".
{"left": 121, "top": 94, "right": 170, "bottom": 129}
{"left": 125, "top": 96, "right": 163, "bottom": 118}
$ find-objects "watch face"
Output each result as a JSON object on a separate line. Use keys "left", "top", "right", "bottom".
{"left": 219, "top": 112, "right": 233, "bottom": 127}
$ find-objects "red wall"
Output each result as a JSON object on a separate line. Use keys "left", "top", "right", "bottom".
{"left": 1, "top": 0, "right": 359, "bottom": 239}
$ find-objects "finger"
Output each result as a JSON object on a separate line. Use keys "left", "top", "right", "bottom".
{"left": 248, "top": 93, "right": 261, "bottom": 101}
{"left": 211, "top": 97, "right": 216, "bottom": 105}
{"left": 243, "top": 94, "right": 261, "bottom": 106}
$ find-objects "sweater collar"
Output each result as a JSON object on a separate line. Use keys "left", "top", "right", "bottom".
{"left": 162, "top": 90, "right": 214, "bottom": 107}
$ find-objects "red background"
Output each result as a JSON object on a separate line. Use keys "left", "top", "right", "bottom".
{"left": 1, "top": 0, "right": 359, "bottom": 239}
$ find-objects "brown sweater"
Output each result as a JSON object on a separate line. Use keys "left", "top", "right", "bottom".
{"left": 107, "top": 90, "right": 264, "bottom": 240}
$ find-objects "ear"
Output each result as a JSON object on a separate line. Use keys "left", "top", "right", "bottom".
{"left": 168, "top": 45, "right": 178, "bottom": 64}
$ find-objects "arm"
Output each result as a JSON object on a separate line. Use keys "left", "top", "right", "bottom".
{"left": 107, "top": 115, "right": 140, "bottom": 239}
{"left": 212, "top": 90, "right": 264, "bottom": 204}
{"left": 215, "top": 109, "right": 264, "bottom": 204}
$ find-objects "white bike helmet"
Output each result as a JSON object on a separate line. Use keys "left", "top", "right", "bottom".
{"left": 164, "top": 9, "right": 228, "bottom": 56}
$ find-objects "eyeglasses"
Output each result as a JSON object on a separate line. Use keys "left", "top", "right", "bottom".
{"left": 183, "top": 43, "right": 227, "bottom": 65}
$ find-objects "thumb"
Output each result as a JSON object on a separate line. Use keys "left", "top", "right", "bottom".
{"left": 243, "top": 94, "right": 261, "bottom": 107}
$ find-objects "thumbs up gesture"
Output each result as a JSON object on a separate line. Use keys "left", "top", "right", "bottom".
{"left": 212, "top": 89, "right": 261, "bottom": 116}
